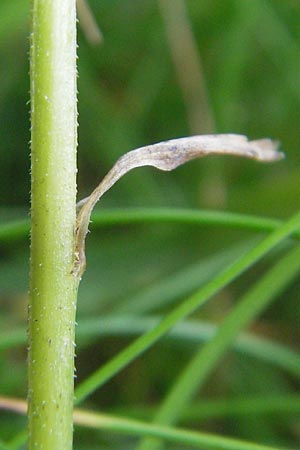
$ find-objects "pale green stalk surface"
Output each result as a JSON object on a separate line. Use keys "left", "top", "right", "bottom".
{"left": 28, "top": 1, "right": 77, "bottom": 449}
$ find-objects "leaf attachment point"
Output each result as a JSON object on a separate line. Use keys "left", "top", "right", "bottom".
{"left": 74, "top": 134, "right": 284, "bottom": 278}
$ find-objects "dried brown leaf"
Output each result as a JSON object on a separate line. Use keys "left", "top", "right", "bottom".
{"left": 74, "top": 134, "right": 284, "bottom": 277}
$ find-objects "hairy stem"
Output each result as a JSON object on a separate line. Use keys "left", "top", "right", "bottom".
{"left": 28, "top": 1, "right": 78, "bottom": 449}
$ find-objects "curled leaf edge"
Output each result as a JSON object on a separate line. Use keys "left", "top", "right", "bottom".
{"left": 73, "top": 133, "right": 284, "bottom": 278}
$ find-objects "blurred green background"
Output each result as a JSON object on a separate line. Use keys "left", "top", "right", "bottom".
{"left": 1, "top": 1, "right": 300, "bottom": 449}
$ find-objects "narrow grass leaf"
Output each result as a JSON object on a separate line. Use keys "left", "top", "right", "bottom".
{"left": 73, "top": 408, "right": 284, "bottom": 450}
{"left": 74, "top": 211, "right": 300, "bottom": 403}
{"left": 0, "top": 397, "right": 284, "bottom": 450}
{"left": 184, "top": 394, "right": 300, "bottom": 421}
{"left": 118, "top": 240, "right": 257, "bottom": 314}
{"left": 3, "top": 207, "right": 300, "bottom": 243}
{"left": 136, "top": 244, "right": 300, "bottom": 450}
{"left": 1, "top": 316, "right": 300, "bottom": 381}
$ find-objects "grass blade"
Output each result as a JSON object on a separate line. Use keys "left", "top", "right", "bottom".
{"left": 136, "top": 244, "right": 300, "bottom": 450}
{"left": 1, "top": 316, "right": 300, "bottom": 380}
{"left": 2, "top": 207, "right": 300, "bottom": 242}
{"left": 73, "top": 408, "right": 285, "bottom": 450}
{"left": 74, "top": 212, "right": 300, "bottom": 403}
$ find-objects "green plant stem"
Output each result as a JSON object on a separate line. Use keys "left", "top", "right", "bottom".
{"left": 28, "top": 1, "right": 77, "bottom": 449}
{"left": 74, "top": 211, "right": 300, "bottom": 403}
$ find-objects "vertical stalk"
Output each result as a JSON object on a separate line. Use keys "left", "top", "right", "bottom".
{"left": 28, "top": 1, "right": 78, "bottom": 449}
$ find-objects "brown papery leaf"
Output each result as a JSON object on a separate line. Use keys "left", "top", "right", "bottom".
{"left": 74, "top": 134, "right": 284, "bottom": 277}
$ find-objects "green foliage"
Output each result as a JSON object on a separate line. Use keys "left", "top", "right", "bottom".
{"left": 1, "top": 1, "right": 300, "bottom": 449}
